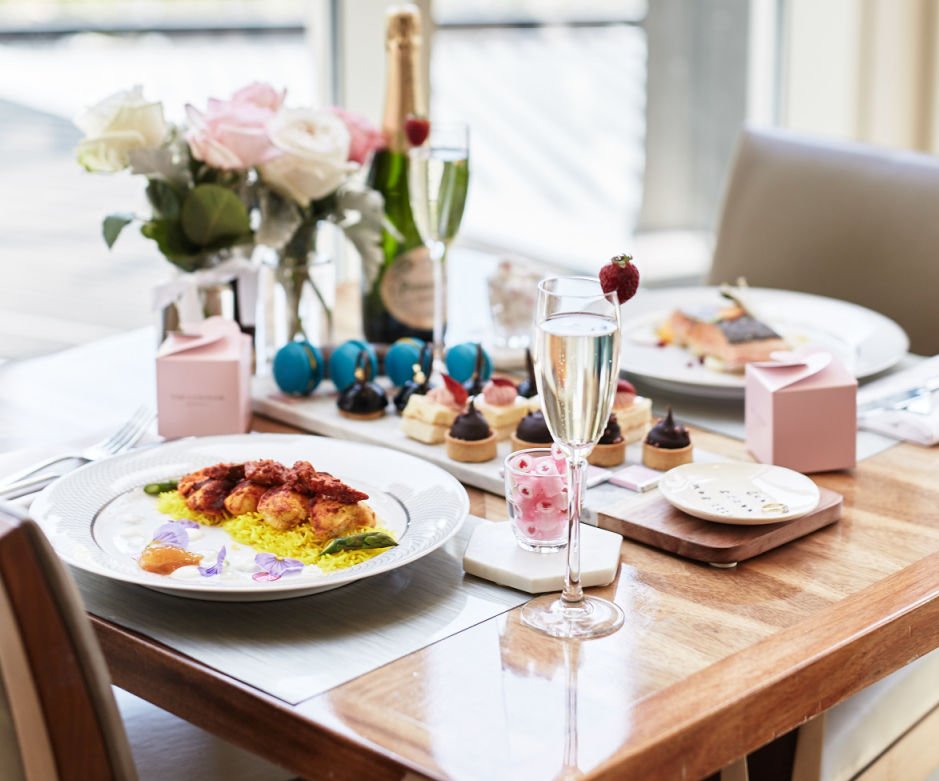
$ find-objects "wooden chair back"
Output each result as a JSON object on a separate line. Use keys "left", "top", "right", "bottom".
{"left": 0, "top": 502, "right": 137, "bottom": 780}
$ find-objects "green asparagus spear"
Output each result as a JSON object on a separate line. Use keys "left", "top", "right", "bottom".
{"left": 143, "top": 480, "right": 179, "bottom": 495}
{"left": 320, "top": 531, "right": 398, "bottom": 557}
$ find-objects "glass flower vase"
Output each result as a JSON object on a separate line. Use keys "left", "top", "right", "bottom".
{"left": 257, "top": 222, "right": 335, "bottom": 369}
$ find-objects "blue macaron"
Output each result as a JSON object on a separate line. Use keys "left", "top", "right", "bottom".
{"left": 445, "top": 342, "right": 492, "bottom": 383}
{"left": 272, "top": 341, "right": 325, "bottom": 396}
{"left": 328, "top": 339, "right": 378, "bottom": 391}
{"left": 385, "top": 338, "right": 432, "bottom": 387}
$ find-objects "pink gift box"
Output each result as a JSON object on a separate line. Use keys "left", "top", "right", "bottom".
{"left": 745, "top": 352, "right": 857, "bottom": 473}
{"left": 156, "top": 316, "right": 252, "bottom": 439}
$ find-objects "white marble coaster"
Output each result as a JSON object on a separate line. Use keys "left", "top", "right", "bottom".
{"left": 462, "top": 521, "right": 623, "bottom": 594}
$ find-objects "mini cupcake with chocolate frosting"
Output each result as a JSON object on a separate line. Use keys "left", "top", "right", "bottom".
{"left": 642, "top": 406, "right": 693, "bottom": 470}
{"left": 587, "top": 414, "right": 626, "bottom": 467}
{"left": 393, "top": 342, "right": 434, "bottom": 414}
{"left": 337, "top": 349, "right": 388, "bottom": 421}
{"left": 445, "top": 399, "right": 497, "bottom": 462}
{"left": 510, "top": 410, "right": 554, "bottom": 452}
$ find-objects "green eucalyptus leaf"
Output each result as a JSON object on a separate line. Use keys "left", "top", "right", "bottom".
{"left": 180, "top": 184, "right": 251, "bottom": 249}
{"left": 145, "top": 179, "right": 183, "bottom": 220}
{"left": 140, "top": 218, "right": 202, "bottom": 272}
{"left": 102, "top": 213, "right": 135, "bottom": 249}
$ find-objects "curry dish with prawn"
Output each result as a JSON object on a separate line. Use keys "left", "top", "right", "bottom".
{"left": 177, "top": 459, "right": 376, "bottom": 539}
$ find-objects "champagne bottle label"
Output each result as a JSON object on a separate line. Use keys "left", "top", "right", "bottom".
{"left": 379, "top": 246, "right": 435, "bottom": 330}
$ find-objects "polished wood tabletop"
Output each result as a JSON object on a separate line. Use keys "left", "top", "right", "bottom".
{"left": 3, "top": 331, "right": 939, "bottom": 781}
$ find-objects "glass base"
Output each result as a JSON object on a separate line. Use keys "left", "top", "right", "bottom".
{"left": 520, "top": 594, "right": 624, "bottom": 639}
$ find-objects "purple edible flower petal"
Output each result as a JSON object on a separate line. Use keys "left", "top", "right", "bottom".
{"left": 254, "top": 552, "right": 304, "bottom": 581}
{"left": 199, "top": 546, "right": 227, "bottom": 577}
{"left": 151, "top": 520, "right": 198, "bottom": 548}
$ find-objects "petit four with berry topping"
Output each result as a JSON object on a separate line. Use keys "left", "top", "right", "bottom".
{"left": 401, "top": 374, "right": 465, "bottom": 444}
{"left": 475, "top": 377, "right": 528, "bottom": 440}
{"left": 337, "top": 349, "right": 388, "bottom": 420}
{"left": 587, "top": 414, "right": 626, "bottom": 467}
{"left": 445, "top": 398, "right": 497, "bottom": 462}
{"left": 510, "top": 410, "right": 554, "bottom": 452}
{"left": 612, "top": 379, "right": 652, "bottom": 443}
{"left": 393, "top": 342, "right": 434, "bottom": 414}
{"left": 642, "top": 406, "right": 693, "bottom": 470}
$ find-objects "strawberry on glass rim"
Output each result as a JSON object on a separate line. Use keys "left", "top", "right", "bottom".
{"left": 599, "top": 253, "right": 640, "bottom": 305}
{"left": 403, "top": 114, "right": 430, "bottom": 146}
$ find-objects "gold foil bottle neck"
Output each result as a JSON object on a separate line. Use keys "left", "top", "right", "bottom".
{"left": 381, "top": 3, "right": 425, "bottom": 151}
{"left": 386, "top": 4, "right": 421, "bottom": 47}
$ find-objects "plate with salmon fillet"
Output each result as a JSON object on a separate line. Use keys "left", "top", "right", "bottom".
{"left": 620, "top": 287, "right": 907, "bottom": 399}
{"left": 30, "top": 433, "right": 469, "bottom": 601}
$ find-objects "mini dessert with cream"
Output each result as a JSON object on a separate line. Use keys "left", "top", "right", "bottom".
{"left": 511, "top": 410, "right": 554, "bottom": 452}
{"left": 587, "top": 414, "right": 626, "bottom": 467}
{"left": 401, "top": 374, "right": 465, "bottom": 444}
{"left": 612, "top": 379, "right": 653, "bottom": 443}
{"left": 642, "top": 406, "right": 693, "bottom": 470}
{"left": 475, "top": 377, "right": 528, "bottom": 440}
{"left": 445, "top": 399, "right": 497, "bottom": 462}
{"left": 337, "top": 349, "right": 388, "bottom": 420}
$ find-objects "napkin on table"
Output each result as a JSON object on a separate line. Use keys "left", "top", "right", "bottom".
{"left": 857, "top": 355, "right": 939, "bottom": 446}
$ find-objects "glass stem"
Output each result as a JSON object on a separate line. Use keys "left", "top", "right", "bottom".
{"left": 432, "top": 240, "right": 447, "bottom": 359}
{"left": 562, "top": 455, "right": 588, "bottom": 607}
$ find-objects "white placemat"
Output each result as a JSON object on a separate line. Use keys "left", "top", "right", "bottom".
{"left": 74, "top": 515, "right": 528, "bottom": 705}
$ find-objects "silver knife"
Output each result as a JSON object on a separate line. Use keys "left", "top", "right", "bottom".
{"left": 857, "top": 376, "right": 939, "bottom": 415}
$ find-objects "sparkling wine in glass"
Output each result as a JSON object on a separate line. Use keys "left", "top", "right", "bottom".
{"left": 523, "top": 276, "right": 624, "bottom": 639}
{"left": 408, "top": 121, "right": 470, "bottom": 356}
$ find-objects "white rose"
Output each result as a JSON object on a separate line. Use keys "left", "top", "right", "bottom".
{"left": 75, "top": 85, "right": 168, "bottom": 172}
{"left": 259, "top": 108, "right": 352, "bottom": 206}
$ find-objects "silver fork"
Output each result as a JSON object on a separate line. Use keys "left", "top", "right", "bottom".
{"left": 0, "top": 406, "right": 155, "bottom": 490}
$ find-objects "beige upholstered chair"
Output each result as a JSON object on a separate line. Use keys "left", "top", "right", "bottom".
{"left": 709, "top": 127, "right": 939, "bottom": 356}
{"left": 0, "top": 502, "right": 295, "bottom": 781}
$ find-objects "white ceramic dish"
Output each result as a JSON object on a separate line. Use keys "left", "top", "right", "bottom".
{"left": 30, "top": 433, "right": 469, "bottom": 601}
{"left": 658, "top": 462, "right": 821, "bottom": 524}
{"left": 620, "top": 287, "right": 908, "bottom": 399}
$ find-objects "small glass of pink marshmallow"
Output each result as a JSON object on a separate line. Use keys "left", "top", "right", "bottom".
{"left": 504, "top": 446, "right": 570, "bottom": 552}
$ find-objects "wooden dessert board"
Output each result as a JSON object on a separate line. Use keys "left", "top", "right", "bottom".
{"left": 595, "top": 487, "right": 843, "bottom": 565}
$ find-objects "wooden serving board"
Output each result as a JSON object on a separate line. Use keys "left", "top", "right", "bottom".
{"left": 596, "top": 487, "right": 843, "bottom": 565}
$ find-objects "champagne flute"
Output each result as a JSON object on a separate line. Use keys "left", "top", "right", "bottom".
{"left": 523, "top": 276, "right": 625, "bottom": 639}
{"left": 407, "top": 121, "right": 470, "bottom": 357}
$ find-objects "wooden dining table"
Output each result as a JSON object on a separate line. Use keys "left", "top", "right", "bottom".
{"left": 2, "top": 329, "right": 939, "bottom": 781}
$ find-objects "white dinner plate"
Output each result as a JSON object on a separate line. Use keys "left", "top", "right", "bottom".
{"left": 620, "top": 287, "right": 908, "bottom": 399}
{"left": 659, "top": 462, "right": 821, "bottom": 524}
{"left": 30, "top": 433, "right": 469, "bottom": 601}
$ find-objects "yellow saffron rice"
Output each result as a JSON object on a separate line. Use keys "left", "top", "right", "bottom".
{"left": 155, "top": 492, "right": 394, "bottom": 573}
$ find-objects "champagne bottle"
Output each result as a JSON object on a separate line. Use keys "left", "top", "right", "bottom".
{"left": 363, "top": 4, "right": 435, "bottom": 345}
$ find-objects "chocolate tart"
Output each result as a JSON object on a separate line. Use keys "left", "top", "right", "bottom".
{"left": 587, "top": 414, "right": 626, "bottom": 467}
{"left": 510, "top": 410, "right": 554, "bottom": 452}
{"left": 445, "top": 400, "right": 497, "bottom": 462}
{"left": 642, "top": 406, "right": 693, "bottom": 470}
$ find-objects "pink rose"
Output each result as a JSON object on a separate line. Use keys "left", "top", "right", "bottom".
{"left": 231, "top": 82, "right": 286, "bottom": 112}
{"left": 331, "top": 107, "right": 384, "bottom": 164}
{"left": 185, "top": 85, "right": 284, "bottom": 170}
